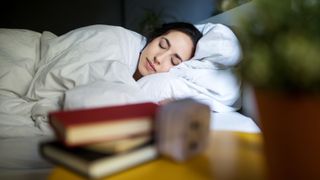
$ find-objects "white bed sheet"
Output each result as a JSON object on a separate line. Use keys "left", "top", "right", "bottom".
{"left": 212, "top": 112, "right": 260, "bottom": 133}
{"left": 0, "top": 135, "right": 53, "bottom": 180}
{"left": 0, "top": 168, "right": 51, "bottom": 180}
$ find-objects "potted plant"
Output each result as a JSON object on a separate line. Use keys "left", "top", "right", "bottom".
{"left": 238, "top": 0, "right": 320, "bottom": 179}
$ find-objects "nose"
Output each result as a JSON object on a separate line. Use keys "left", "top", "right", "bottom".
{"left": 154, "top": 56, "right": 160, "bottom": 65}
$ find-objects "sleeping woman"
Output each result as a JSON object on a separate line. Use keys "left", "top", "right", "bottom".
{"left": 20, "top": 20, "right": 242, "bottom": 132}
{"left": 25, "top": 22, "right": 203, "bottom": 130}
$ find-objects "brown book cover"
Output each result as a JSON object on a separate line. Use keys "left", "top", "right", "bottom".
{"left": 49, "top": 102, "right": 159, "bottom": 146}
{"left": 40, "top": 140, "right": 157, "bottom": 179}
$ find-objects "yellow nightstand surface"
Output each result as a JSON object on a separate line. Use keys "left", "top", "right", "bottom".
{"left": 48, "top": 131, "right": 266, "bottom": 180}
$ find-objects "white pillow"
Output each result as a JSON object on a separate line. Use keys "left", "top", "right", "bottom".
{"left": 0, "top": 29, "right": 41, "bottom": 96}
{"left": 193, "top": 23, "right": 242, "bottom": 68}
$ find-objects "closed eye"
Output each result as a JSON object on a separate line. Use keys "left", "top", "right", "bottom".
{"left": 159, "top": 38, "right": 169, "bottom": 49}
{"left": 171, "top": 57, "right": 182, "bottom": 66}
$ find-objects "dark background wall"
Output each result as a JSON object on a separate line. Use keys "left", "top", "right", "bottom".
{"left": 0, "top": 0, "right": 215, "bottom": 35}
{"left": 0, "top": 0, "right": 123, "bottom": 35}
{"left": 125, "top": 0, "right": 214, "bottom": 32}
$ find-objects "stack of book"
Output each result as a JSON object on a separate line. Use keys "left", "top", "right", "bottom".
{"left": 40, "top": 102, "right": 159, "bottom": 179}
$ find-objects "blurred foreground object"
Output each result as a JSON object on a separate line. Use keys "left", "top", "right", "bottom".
{"left": 255, "top": 90, "right": 320, "bottom": 180}
{"left": 43, "top": 99, "right": 211, "bottom": 178}
{"left": 238, "top": 0, "right": 320, "bottom": 179}
{"left": 156, "top": 98, "right": 211, "bottom": 162}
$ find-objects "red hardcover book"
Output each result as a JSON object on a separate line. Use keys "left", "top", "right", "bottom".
{"left": 49, "top": 102, "right": 159, "bottom": 146}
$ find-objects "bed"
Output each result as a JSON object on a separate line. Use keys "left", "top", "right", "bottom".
{"left": 0, "top": 2, "right": 259, "bottom": 179}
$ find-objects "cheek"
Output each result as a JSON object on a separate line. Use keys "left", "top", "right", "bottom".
{"left": 158, "top": 62, "right": 174, "bottom": 73}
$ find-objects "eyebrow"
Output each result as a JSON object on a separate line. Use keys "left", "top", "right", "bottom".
{"left": 163, "top": 37, "right": 183, "bottom": 61}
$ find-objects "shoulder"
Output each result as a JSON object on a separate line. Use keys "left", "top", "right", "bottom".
{"left": 73, "top": 25, "right": 144, "bottom": 41}
{"left": 74, "top": 25, "right": 138, "bottom": 35}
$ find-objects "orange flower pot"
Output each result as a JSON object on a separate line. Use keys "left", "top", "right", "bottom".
{"left": 254, "top": 89, "right": 320, "bottom": 180}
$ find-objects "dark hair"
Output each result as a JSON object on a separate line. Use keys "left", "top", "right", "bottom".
{"left": 147, "top": 22, "right": 203, "bottom": 56}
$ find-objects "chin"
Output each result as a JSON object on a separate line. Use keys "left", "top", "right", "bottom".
{"left": 139, "top": 69, "right": 148, "bottom": 77}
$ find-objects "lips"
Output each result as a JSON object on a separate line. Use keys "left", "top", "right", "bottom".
{"left": 146, "top": 59, "right": 157, "bottom": 72}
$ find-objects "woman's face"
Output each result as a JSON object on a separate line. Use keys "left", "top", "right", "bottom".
{"left": 136, "top": 30, "right": 194, "bottom": 77}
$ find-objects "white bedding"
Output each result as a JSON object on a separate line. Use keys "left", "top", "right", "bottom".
{"left": 1, "top": 25, "right": 147, "bottom": 137}
{"left": 0, "top": 25, "right": 259, "bottom": 172}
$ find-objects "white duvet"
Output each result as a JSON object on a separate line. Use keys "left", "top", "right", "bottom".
{"left": 0, "top": 25, "right": 148, "bottom": 137}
